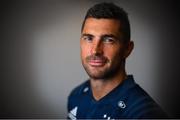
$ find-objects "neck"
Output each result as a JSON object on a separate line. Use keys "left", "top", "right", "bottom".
{"left": 90, "top": 68, "right": 127, "bottom": 101}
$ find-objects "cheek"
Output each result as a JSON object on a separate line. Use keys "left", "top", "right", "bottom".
{"left": 104, "top": 46, "right": 124, "bottom": 62}
{"left": 104, "top": 46, "right": 117, "bottom": 57}
{"left": 80, "top": 43, "right": 91, "bottom": 59}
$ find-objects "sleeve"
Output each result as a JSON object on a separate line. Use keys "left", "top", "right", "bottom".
{"left": 126, "top": 96, "right": 168, "bottom": 118}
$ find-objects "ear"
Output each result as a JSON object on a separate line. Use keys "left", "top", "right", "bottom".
{"left": 124, "top": 41, "right": 134, "bottom": 58}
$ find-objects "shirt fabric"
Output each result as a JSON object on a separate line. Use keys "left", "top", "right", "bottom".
{"left": 67, "top": 75, "right": 168, "bottom": 119}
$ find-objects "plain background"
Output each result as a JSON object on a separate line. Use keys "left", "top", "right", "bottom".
{"left": 1, "top": 0, "right": 180, "bottom": 118}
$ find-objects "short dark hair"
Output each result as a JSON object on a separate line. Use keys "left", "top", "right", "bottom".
{"left": 81, "top": 2, "right": 131, "bottom": 43}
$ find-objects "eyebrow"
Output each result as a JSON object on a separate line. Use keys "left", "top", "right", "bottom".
{"left": 102, "top": 34, "right": 119, "bottom": 39}
{"left": 81, "top": 33, "right": 119, "bottom": 39}
{"left": 81, "top": 33, "right": 94, "bottom": 38}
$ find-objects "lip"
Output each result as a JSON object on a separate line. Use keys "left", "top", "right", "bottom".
{"left": 89, "top": 60, "right": 106, "bottom": 67}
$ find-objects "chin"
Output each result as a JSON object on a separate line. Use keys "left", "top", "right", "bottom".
{"left": 89, "top": 74, "right": 105, "bottom": 80}
{"left": 86, "top": 71, "right": 104, "bottom": 79}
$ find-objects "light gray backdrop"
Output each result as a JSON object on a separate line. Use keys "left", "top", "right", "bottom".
{"left": 1, "top": 0, "right": 180, "bottom": 118}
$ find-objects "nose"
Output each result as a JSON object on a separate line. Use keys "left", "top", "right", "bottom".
{"left": 91, "top": 38, "right": 103, "bottom": 55}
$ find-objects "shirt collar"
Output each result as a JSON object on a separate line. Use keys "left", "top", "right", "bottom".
{"left": 81, "top": 75, "right": 136, "bottom": 104}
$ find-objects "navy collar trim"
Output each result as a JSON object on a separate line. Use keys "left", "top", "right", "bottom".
{"left": 81, "top": 75, "right": 136, "bottom": 104}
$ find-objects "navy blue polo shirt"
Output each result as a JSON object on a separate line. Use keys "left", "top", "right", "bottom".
{"left": 67, "top": 75, "right": 168, "bottom": 119}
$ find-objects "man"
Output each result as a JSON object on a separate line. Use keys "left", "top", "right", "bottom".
{"left": 67, "top": 2, "right": 168, "bottom": 119}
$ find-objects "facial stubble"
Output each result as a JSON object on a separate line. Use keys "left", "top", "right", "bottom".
{"left": 82, "top": 52, "right": 124, "bottom": 80}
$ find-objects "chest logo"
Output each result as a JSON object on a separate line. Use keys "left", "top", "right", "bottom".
{"left": 118, "top": 101, "right": 126, "bottom": 109}
{"left": 68, "top": 106, "right": 78, "bottom": 120}
{"left": 103, "top": 114, "right": 114, "bottom": 120}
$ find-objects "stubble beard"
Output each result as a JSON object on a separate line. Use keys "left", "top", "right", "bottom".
{"left": 82, "top": 55, "right": 124, "bottom": 80}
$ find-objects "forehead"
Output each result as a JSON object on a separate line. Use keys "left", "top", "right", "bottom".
{"left": 82, "top": 18, "right": 121, "bottom": 36}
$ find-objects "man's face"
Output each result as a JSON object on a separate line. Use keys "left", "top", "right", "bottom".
{"left": 80, "top": 18, "right": 130, "bottom": 80}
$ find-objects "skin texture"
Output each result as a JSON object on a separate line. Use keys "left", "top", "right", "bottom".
{"left": 80, "top": 18, "right": 134, "bottom": 100}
